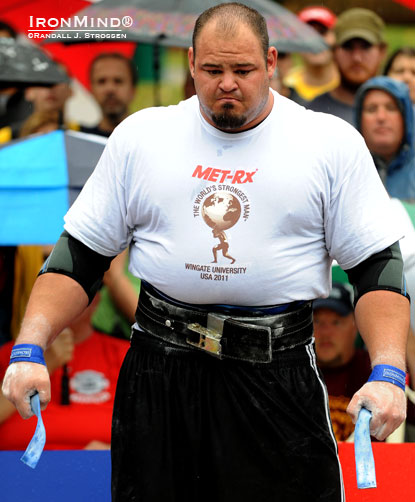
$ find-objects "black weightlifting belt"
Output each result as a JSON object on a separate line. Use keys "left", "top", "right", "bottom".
{"left": 134, "top": 283, "right": 313, "bottom": 363}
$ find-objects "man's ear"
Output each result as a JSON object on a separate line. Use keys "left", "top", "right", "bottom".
{"left": 188, "top": 47, "right": 195, "bottom": 79}
{"left": 267, "top": 47, "right": 278, "bottom": 79}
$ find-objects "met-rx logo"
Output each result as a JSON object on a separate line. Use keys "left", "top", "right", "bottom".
{"left": 192, "top": 165, "right": 257, "bottom": 184}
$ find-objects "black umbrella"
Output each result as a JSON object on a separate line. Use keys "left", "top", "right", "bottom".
{"left": 49, "top": 0, "right": 326, "bottom": 53}
{"left": 44, "top": 0, "right": 326, "bottom": 106}
{"left": 0, "top": 37, "right": 69, "bottom": 88}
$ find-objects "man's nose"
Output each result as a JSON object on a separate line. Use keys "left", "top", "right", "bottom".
{"left": 314, "top": 322, "right": 332, "bottom": 335}
{"left": 219, "top": 72, "right": 238, "bottom": 92}
{"left": 350, "top": 49, "right": 364, "bottom": 63}
{"left": 103, "top": 80, "right": 117, "bottom": 93}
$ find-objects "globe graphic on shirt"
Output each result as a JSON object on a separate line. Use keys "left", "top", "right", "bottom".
{"left": 201, "top": 192, "right": 241, "bottom": 231}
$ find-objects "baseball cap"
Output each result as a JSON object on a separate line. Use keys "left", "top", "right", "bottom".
{"left": 334, "top": 8, "right": 385, "bottom": 46}
{"left": 334, "top": 7, "right": 385, "bottom": 45}
{"left": 313, "top": 283, "right": 354, "bottom": 316}
{"left": 298, "top": 6, "right": 337, "bottom": 29}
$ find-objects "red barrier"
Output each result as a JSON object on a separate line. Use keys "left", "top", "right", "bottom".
{"left": 339, "top": 443, "right": 415, "bottom": 500}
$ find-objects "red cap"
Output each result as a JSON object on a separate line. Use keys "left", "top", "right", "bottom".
{"left": 298, "top": 6, "right": 337, "bottom": 29}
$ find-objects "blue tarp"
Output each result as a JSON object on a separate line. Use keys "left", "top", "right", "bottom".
{"left": 0, "top": 130, "right": 69, "bottom": 245}
{"left": 0, "top": 129, "right": 106, "bottom": 245}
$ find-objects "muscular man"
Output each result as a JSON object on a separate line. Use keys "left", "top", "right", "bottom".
{"left": 2, "top": 4, "right": 409, "bottom": 501}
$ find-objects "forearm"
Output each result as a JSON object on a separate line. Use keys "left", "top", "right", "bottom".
{"left": 347, "top": 289, "right": 409, "bottom": 440}
{"left": 354, "top": 289, "right": 410, "bottom": 370}
{"left": 15, "top": 273, "right": 88, "bottom": 350}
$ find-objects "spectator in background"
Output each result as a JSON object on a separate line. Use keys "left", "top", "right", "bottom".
{"left": 78, "top": 53, "right": 140, "bottom": 338}
{"left": 1, "top": 63, "right": 73, "bottom": 142}
{"left": 0, "top": 295, "right": 129, "bottom": 449}
{"left": 80, "top": 53, "right": 137, "bottom": 138}
{"left": 384, "top": 47, "right": 415, "bottom": 105}
{"left": 313, "top": 283, "right": 371, "bottom": 442}
{"left": 355, "top": 76, "right": 415, "bottom": 200}
{"left": 269, "top": 53, "right": 305, "bottom": 103}
{"left": 284, "top": 6, "right": 339, "bottom": 103}
{"left": 307, "top": 8, "right": 386, "bottom": 126}
{"left": 0, "top": 20, "right": 32, "bottom": 140}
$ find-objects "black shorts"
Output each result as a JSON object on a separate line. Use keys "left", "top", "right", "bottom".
{"left": 111, "top": 330, "right": 344, "bottom": 502}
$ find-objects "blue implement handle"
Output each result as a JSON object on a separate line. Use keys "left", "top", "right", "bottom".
{"left": 354, "top": 408, "right": 377, "bottom": 489}
{"left": 20, "top": 393, "right": 46, "bottom": 469}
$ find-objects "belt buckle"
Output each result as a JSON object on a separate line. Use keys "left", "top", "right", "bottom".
{"left": 186, "top": 313, "right": 226, "bottom": 357}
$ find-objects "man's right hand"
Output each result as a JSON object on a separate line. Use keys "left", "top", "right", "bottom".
{"left": 1, "top": 362, "right": 50, "bottom": 419}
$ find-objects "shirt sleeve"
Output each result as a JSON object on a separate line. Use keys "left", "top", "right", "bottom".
{"left": 324, "top": 124, "right": 404, "bottom": 270}
{"left": 64, "top": 123, "right": 131, "bottom": 257}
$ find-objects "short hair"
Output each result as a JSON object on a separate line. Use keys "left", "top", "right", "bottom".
{"left": 192, "top": 2, "right": 269, "bottom": 63}
{"left": 383, "top": 47, "right": 415, "bottom": 76}
{"left": 0, "top": 20, "right": 17, "bottom": 38}
{"left": 89, "top": 53, "right": 138, "bottom": 86}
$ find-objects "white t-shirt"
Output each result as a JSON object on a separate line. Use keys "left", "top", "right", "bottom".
{"left": 64, "top": 90, "right": 402, "bottom": 305}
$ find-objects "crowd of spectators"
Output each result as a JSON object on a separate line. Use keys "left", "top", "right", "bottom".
{"left": 1, "top": 3, "right": 415, "bottom": 450}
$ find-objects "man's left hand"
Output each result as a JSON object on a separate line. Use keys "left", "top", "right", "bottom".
{"left": 347, "top": 381, "right": 406, "bottom": 440}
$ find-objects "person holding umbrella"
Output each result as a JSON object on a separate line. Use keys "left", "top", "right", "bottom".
{"left": 2, "top": 3, "right": 410, "bottom": 501}
{"left": 0, "top": 25, "right": 70, "bottom": 141}
{"left": 0, "top": 20, "right": 32, "bottom": 141}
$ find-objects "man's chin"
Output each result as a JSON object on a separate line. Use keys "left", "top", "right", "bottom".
{"left": 211, "top": 112, "right": 247, "bottom": 130}
{"left": 104, "top": 110, "right": 126, "bottom": 122}
{"left": 341, "top": 75, "right": 370, "bottom": 92}
{"left": 103, "top": 104, "right": 126, "bottom": 116}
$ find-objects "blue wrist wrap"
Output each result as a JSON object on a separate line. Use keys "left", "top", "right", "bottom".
{"left": 9, "top": 344, "right": 46, "bottom": 366}
{"left": 368, "top": 364, "right": 406, "bottom": 391}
